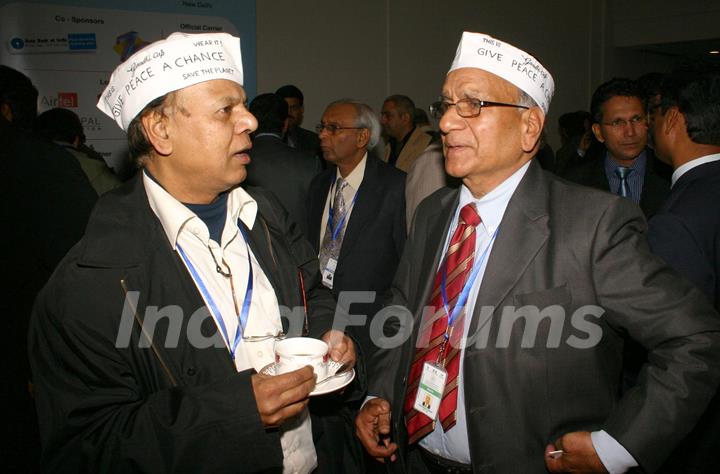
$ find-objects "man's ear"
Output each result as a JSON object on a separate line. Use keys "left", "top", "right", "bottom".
{"left": 141, "top": 109, "right": 172, "bottom": 156}
{"left": 663, "top": 106, "right": 681, "bottom": 135}
{"left": 591, "top": 122, "right": 605, "bottom": 144}
{"left": 520, "top": 107, "right": 545, "bottom": 152}
{"left": 356, "top": 128, "right": 370, "bottom": 149}
{"left": 0, "top": 103, "right": 13, "bottom": 123}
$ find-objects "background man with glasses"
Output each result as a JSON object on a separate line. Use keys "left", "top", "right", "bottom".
{"left": 307, "top": 99, "right": 406, "bottom": 360}
{"left": 566, "top": 78, "right": 670, "bottom": 218}
{"left": 356, "top": 32, "right": 720, "bottom": 474}
{"left": 305, "top": 99, "right": 406, "bottom": 472}
{"left": 28, "top": 32, "right": 355, "bottom": 473}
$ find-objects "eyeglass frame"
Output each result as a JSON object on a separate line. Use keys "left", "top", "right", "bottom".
{"left": 429, "top": 97, "right": 529, "bottom": 120}
{"left": 315, "top": 123, "right": 366, "bottom": 134}
{"left": 600, "top": 114, "right": 648, "bottom": 129}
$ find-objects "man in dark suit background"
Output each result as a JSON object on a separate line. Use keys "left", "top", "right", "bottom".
{"left": 565, "top": 78, "right": 669, "bottom": 218}
{"left": 276, "top": 84, "right": 322, "bottom": 159}
{"left": 306, "top": 99, "right": 406, "bottom": 473}
{"left": 245, "top": 93, "right": 322, "bottom": 237}
{"left": 648, "top": 69, "right": 720, "bottom": 473}
{"left": 1, "top": 65, "right": 97, "bottom": 472}
{"left": 307, "top": 99, "right": 406, "bottom": 358}
{"left": 356, "top": 31, "right": 720, "bottom": 474}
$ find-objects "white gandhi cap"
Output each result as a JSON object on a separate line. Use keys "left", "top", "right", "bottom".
{"left": 449, "top": 32, "right": 554, "bottom": 114}
{"left": 97, "top": 32, "right": 244, "bottom": 131}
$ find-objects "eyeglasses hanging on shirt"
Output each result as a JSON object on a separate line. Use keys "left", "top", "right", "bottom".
{"left": 177, "top": 225, "right": 285, "bottom": 361}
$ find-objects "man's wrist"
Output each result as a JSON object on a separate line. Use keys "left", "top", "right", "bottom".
{"left": 590, "top": 430, "right": 638, "bottom": 474}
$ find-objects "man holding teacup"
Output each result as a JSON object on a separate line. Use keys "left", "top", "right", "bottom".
{"left": 28, "top": 32, "right": 355, "bottom": 473}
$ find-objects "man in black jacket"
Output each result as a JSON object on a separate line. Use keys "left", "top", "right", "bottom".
{"left": 276, "top": 84, "right": 322, "bottom": 159}
{"left": 28, "top": 32, "right": 355, "bottom": 473}
{"left": 565, "top": 78, "right": 669, "bottom": 218}
{"left": 246, "top": 93, "right": 322, "bottom": 238}
{"left": 649, "top": 68, "right": 720, "bottom": 473}
{"left": 1, "top": 65, "right": 97, "bottom": 472}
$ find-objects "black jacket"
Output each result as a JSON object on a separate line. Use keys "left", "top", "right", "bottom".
{"left": 28, "top": 175, "right": 339, "bottom": 473}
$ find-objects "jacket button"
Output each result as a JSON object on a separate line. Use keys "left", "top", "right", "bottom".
{"left": 402, "top": 376, "right": 407, "bottom": 384}
{"left": 186, "top": 367, "right": 197, "bottom": 376}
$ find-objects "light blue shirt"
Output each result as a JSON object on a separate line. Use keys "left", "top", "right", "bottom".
{"left": 419, "top": 162, "right": 529, "bottom": 462}
{"left": 418, "top": 161, "right": 637, "bottom": 473}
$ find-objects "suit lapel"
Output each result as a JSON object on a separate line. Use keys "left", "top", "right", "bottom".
{"left": 308, "top": 171, "right": 334, "bottom": 251}
{"left": 415, "top": 190, "right": 459, "bottom": 308}
{"left": 467, "top": 162, "right": 550, "bottom": 336}
{"left": 339, "top": 157, "right": 380, "bottom": 257}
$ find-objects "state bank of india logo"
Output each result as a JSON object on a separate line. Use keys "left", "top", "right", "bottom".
{"left": 10, "top": 37, "right": 25, "bottom": 50}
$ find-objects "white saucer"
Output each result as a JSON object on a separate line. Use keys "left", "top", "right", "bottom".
{"left": 260, "top": 360, "right": 356, "bottom": 396}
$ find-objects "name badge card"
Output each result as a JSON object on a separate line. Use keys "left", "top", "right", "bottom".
{"left": 413, "top": 362, "right": 447, "bottom": 420}
{"left": 321, "top": 257, "right": 338, "bottom": 289}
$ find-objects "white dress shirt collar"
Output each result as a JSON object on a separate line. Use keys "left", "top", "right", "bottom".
{"left": 456, "top": 160, "right": 531, "bottom": 234}
{"left": 671, "top": 153, "right": 720, "bottom": 188}
{"left": 143, "top": 171, "right": 258, "bottom": 249}
{"left": 336, "top": 152, "right": 367, "bottom": 190}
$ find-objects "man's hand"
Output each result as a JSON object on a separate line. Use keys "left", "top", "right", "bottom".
{"left": 251, "top": 366, "right": 315, "bottom": 427}
{"left": 545, "top": 431, "right": 608, "bottom": 473}
{"left": 355, "top": 398, "right": 398, "bottom": 462}
{"left": 321, "top": 329, "right": 356, "bottom": 368}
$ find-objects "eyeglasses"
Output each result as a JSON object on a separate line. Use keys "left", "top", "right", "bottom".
{"left": 601, "top": 115, "right": 648, "bottom": 129}
{"left": 315, "top": 123, "right": 365, "bottom": 134}
{"left": 429, "top": 98, "right": 529, "bottom": 119}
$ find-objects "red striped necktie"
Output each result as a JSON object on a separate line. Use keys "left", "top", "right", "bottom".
{"left": 404, "top": 203, "right": 481, "bottom": 444}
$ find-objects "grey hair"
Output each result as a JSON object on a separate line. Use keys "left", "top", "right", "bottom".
{"left": 517, "top": 89, "right": 539, "bottom": 110}
{"left": 327, "top": 99, "right": 381, "bottom": 149}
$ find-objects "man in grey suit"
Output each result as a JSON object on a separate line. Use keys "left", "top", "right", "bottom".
{"left": 245, "top": 93, "right": 322, "bottom": 237}
{"left": 356, "top": 31, "right": 720, "bottom": 473}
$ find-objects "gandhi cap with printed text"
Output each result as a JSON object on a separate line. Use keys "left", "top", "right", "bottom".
{"left": 97, "top": 32, "right": 244, "bottom": 131}
{"left": 449, "top": 32, "right": 554, "bottom": 114}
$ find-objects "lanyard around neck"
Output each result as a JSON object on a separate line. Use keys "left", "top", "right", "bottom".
{"left": 439, "top": 227, "right": 498, "bottom": 342}
{"left": 176, "top": 223, "right": 253, "bottom": 361}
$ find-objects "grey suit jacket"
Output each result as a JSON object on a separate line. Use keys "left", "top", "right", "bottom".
{"left": 371, "top": 161, "right": 720, "bottom": 473}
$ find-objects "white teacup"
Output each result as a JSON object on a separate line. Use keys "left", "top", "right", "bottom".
{"left": 274, "top": 337, "right": 328, "bottom": 379}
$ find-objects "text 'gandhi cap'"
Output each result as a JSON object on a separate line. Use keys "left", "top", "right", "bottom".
{"left": 449, "top": 32, "right": 554, "bottom": 114}
{"left": 97, "top": 32, "right": 244, "bottom": 131}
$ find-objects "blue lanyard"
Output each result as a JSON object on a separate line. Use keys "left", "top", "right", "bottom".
{"left": 176, "top": 225, "right": 253, "bottom": 360}
{"left": 327, "top": 182, "right": 359, "bottom": 241}
{"left": 440, "top": 227, "right": 498, "bottom": 337}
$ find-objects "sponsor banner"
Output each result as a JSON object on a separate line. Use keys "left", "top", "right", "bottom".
{"left": 0, "top": 1, "right": 252, "bottom": 177}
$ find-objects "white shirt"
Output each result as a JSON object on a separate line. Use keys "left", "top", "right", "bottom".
{"left": 143, "top": 173, "right": 317, "bottom": 474}
{"left": 319, "top": 153, "right": 367, "bottom": 244}
{"left": 671, "top": 153, "right": 720, "bottom": 188}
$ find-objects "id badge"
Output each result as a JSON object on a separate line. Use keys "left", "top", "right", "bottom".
{"left": 321, "top": 258, "right": 338, "bottom": 289}
{"left": 413, "top": 362, "right": 447, "bottom": 420}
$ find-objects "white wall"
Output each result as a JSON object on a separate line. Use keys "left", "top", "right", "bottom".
{"left": 256, "top": 0, "right": 720, "bottom": 149}
{"left": 257, "top": 0, "right": 601, "bottom": 149}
